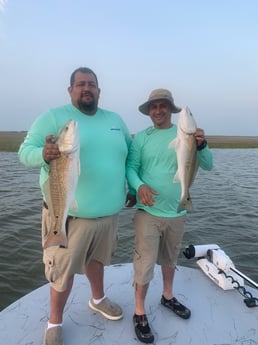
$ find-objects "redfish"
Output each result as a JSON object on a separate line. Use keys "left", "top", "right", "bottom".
{"left": 43, "top": 120, "right": 80, "bottom": 248}
{"left": 169, "top": 107, "right": 199, "bottom": 212}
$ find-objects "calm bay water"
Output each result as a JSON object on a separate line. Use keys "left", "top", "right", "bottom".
{"left": 0, "top": 149, "right": 258, "bottom": 311}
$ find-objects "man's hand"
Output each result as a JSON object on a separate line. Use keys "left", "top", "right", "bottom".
{"left": 43, "top": 135, "right": 61, "bottom": 163}
{"left": 138, "top": 184, "right": 158, "bottom": 206}
{"left": 195, "top": 128, "right": 207, "bottom": 149}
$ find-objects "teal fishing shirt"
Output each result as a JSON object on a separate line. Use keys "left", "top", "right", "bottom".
{"left": 126, "top": 126, "right": 213, "bottom": 217}
{"left": 18, "top": 104, "right": 132, "bottom": 218}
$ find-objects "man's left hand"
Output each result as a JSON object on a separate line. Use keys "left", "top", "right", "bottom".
{"left": 195, "top": 128, "right": 206, "bottom": 147}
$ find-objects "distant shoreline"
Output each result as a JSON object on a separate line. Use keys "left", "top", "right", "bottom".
{"left": 205, "top": 135, "right": 258, "bottom": 148}
{"left": 0, "top": 131, "right": 258, "bottom": 151}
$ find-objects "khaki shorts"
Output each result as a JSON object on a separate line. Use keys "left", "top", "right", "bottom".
{"left": 41, "top": 207, "right": 118, "bottom": 292}
{"left": 133, "top": 210, "right": 186, "bottom": 285}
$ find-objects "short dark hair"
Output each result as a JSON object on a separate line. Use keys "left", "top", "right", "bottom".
{"left": 70, "top": 67, "right": 98, "bottom": 87}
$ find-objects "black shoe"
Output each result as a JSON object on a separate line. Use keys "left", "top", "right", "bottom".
{"left": 161, "top": 295, "right": 191, "bottom": 319}
{"left": 133, "top": 314, "right": 154, "bottom": 344}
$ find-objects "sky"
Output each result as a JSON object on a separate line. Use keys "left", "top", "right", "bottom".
{"left": 0, "top": 0, "right": 258, "bottom": 135}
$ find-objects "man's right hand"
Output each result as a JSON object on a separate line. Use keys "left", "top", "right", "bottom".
{"left": 43, "top": 135, "right": 61, "bottom": 163}
{"left": 138, "top": 184, "right": 158, "bottom": 206}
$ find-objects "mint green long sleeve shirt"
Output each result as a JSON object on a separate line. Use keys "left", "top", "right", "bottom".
{"left": 18, "top": 104, "right": 132, "bottom": 218}
{"left": 126, "top": 126, "right": 213, "bottom": 217}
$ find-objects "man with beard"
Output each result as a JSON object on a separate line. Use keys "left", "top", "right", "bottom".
{"left": 18, "top": 67, "right": 135, "bottom": 345}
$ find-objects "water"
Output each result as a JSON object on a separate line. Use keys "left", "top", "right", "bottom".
{"left": 0, "top": 150, "right": 258, "bottom": 311}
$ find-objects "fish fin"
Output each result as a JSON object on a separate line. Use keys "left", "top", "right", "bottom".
{"left": 173, "top": 171, "right": 181, "bottom": 183}
{"left": 70, "top": 199, "right": 78, "bottom": 211}
{"left": 177, "top": 195, "right": 192, "bottom": 213}
{"left": 42, "top": 179, "right": 52, "bottom": 209}
{"left": 43, "top": 230, "right": 68, "bottom": 249}
{"left": 168, "top": 138, "right": 179, "bottom": 150}
{"left": 77, "top": 159, "right": 81, "bottom": 176}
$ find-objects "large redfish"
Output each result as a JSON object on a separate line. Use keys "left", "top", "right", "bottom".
{"left": 43, "top": 120, "right": 80, "bottom": 248}
{"left": 169, "top": 107, "right": 199, "bottom": 213}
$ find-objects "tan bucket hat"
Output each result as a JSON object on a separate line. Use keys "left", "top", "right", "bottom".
{"left": 139, "top": 88, "right": 181, "bottom": 115}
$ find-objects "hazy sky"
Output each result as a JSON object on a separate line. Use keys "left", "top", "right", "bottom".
{"left": 0, "top": 0, "right": 257, "bottom": 135}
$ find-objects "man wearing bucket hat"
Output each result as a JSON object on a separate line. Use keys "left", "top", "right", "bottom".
{"left": 138, "top": 88, "right": 181, "bottom": 115}
{"left": 127, "top": 88, "right": 213, "bottom": 343}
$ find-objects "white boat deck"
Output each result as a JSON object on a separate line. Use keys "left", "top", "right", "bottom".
{"left": 0, "top": 263, "right": 257, "bottom": 345}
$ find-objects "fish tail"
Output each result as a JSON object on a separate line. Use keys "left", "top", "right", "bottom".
{"left": 43, "top": 230, "right": 68, "bottom": 249}
{"left": 177, "top": 196, "right": 192, "bottom": 213}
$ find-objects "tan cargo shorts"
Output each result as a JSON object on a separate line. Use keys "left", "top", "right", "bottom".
{"left": 133, "top": 209, "right": 186, "bottom": 285}
{"left": 41, "top": 207, "right": 118, "bottom": 292}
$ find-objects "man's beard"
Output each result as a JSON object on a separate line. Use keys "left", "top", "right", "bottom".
{"left": 78, "top": 92, "right": 97, "bottom": 113}
{"left": 78, "top": 100, "right": 96, "bottom": 113}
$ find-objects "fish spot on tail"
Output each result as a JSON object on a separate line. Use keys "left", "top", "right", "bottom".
{"left": 177, "top": 198, "right": 193, "bottom": 213}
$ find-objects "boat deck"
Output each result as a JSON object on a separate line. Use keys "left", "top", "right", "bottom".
{"left": 0, "top": 263, "right": 257, "bottom": 344}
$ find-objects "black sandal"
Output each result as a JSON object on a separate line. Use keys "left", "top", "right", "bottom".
{"left": 161, "top": 296, "right": 191, "bottom": 319}
{"left": 133, "top": 314, "right": 154, "bottom": 344}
